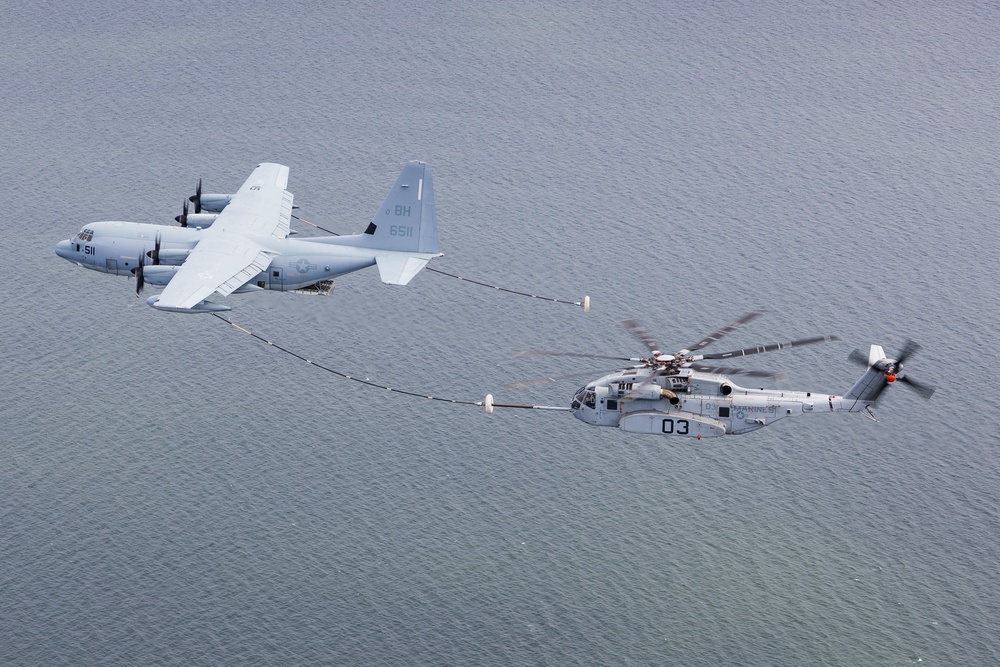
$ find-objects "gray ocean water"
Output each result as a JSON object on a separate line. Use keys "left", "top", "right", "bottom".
{"left": 3, "top": 1, "right": 999, "bottom": 664}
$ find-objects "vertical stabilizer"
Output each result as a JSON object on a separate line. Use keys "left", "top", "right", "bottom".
{"left": 844, "top": 344, "right": 890, "bottom": 410}
{"left": 362, "top": 161, "right": 439, "bottom": 253}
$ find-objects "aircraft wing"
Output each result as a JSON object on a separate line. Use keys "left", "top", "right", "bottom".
{"left": 211, "top": 162, "right": 293, "bottom": 238}
{"left": 154, "top": 163, "right": 293, "bottom": 310}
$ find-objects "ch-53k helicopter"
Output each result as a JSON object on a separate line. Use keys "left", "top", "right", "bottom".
{"left": 485, "top": 311, "right": 934, "bottom": 438}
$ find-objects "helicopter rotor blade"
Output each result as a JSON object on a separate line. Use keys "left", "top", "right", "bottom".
{"left": 688, "top": 363, "right": 789, "bottom": 381}
{"left": 504, "top": 369, "right": 616, "bottom": 390}
{"left": 516, "top": 350, "right": 636, "bottom": 362}
{"left": 620, "top": 318, "right": 659, "bottom": 354}
{"left": 699, "top": 334, "right": 841, "bottom": 361}
{"left": 897, "top": 374, "right": 935, "bottom": 399}
{"left": 847, "top": 348, "right": 869, "bottom": 367}
{"left": 684, "top": 309, "right": 764, "bottom": 353}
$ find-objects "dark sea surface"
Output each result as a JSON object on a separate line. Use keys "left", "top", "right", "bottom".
{"left": 3, "top": 1, "right": 998, "bottom": 664}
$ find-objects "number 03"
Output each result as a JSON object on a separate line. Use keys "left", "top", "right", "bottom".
{"left": 661, "top": 418, "right": 690, "bottom": 435}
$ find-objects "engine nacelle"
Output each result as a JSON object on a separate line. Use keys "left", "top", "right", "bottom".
{"left": 629, "top": 385, "right": 680, "bottom": 403}
{"left": 139, "top": 265, "right": 181, "bottom": 286}
{"left": 198, "top": 194, "right": 233, "bottom": 213}
{"left": 185, "top": 213, "right": 219, "bottom": 228}
{"left": 155, "top": 248, "right": 192, "bottom": 265}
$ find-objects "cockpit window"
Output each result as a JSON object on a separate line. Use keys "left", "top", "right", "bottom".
{"left": 584, "top": 390, "right": 596, "bottom": 409}
{"left": 76, "top": 228, "right": 94, "bottom": 242}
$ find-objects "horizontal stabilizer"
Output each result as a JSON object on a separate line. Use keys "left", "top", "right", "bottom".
{"left": 375, "top": 253, "right": 431, "bottom": 285}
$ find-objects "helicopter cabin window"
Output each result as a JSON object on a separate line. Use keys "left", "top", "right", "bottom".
{"left": 718, "top": 406, "right": 730, "bottom": 418}
{"left": 606, "top": 399, "right": 618, "bottom": 411}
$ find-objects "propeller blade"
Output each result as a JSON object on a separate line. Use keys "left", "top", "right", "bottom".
{"left": 190, "top": 178, "right": 203, "bottom": 213}
{"left": 621, "top": 318, "right": 659, "bottom": 354}
{"left": 150, "top": 233, "right": 161, "bottom": 266}
{"left": 689, "top": 363, "right": 789, "bottom": 381}
{"left": 700, "top": 334, "right": 841, "bottom": 360}
{"left": 135, "top": 254, "right": 145, "bottom": 296}
{"left": 895, "top": 339, "right": 922, "bottom": 367}
{"left": 175, "top": 199, "right": 189, "bottom": 227}
{"left": 516, "top": 350, "right": 635, "bottom": 362}
{"left": 898, "top": 375, "right": 935, "bottom": 399}
{"left": 684, "top": 309, "right": 764, "bottom": 353}
{"left": 848, "top": 348, "right": 869, "bottom": 367}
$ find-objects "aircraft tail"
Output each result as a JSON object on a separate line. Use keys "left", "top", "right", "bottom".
{"left": 361, "top": 161, "right": 440, "bottom": 254}
{"left": 313, "top": 161, "right": 441, "bottom": 284}
{"left": 842, "top": 344, "right": 890, "bottom": 411}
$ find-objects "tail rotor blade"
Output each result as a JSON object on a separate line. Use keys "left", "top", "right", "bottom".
{"left": 899, "top": 374, "right": 935, "bottom": 399}
{"left": 895, "top": 339, "right": 922, "bottom": 367}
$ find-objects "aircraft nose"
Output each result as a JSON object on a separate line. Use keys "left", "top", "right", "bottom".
{"left": 55, "top": 239, "right": 74, "bottom": 260}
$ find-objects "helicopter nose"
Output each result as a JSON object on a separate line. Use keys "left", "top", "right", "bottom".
{"left": 55, "top": 239, "right": 74, "bottom": 260}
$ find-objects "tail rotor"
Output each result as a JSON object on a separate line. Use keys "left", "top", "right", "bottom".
{"left": 848, "top": 339, "right": 935, "bottom": 401}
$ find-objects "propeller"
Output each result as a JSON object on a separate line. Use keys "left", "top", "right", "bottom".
{"left": 848, "top": 340, "right": 935, "bottom": 400}
{"left": 134, "top": 252, "right": 145, "bottom": 296}
{"left": 175, "top": 200, "right": 189, "bottom": 227}
{"left": 189, "top": 178, "right": 203, "bottom": 214}
{"left": 148, "top": 232, "right": 161, "bottom": 266}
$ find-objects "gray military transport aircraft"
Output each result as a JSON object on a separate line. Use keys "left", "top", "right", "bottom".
{"left": 55, "top": 161, "right": 441, "bottom": 313}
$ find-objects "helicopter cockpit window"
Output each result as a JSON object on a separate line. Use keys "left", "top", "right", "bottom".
{"left": 77, "top": 228, "right": 94, "bottom": 242}
{"left": 584, "top": 390, "right": 596, "bottom": 409}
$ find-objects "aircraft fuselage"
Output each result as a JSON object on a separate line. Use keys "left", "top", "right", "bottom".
{"left": 56, "top": 221, "right": 379, "bottom": 292}
{"left": 571, "top": 366, "right": 871, "bottom": 437}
